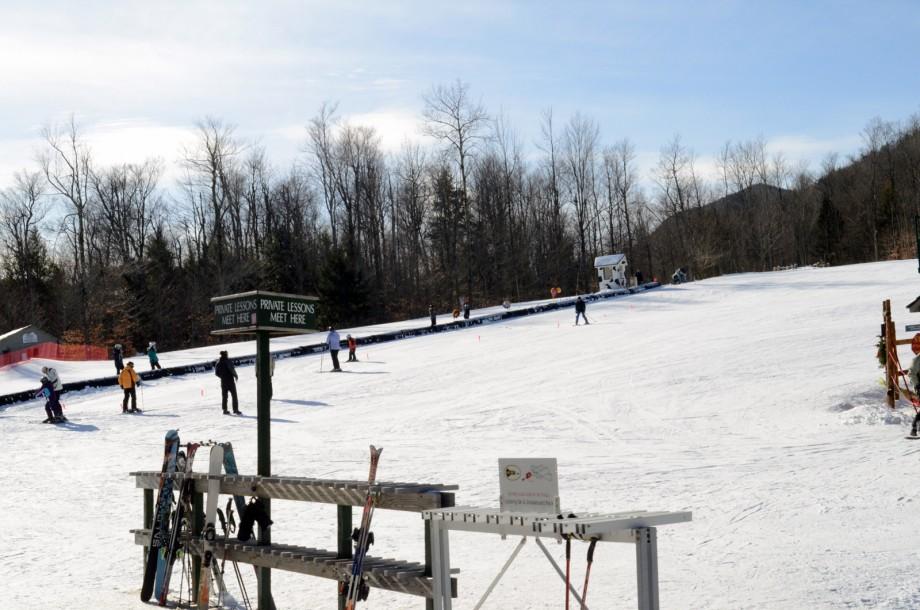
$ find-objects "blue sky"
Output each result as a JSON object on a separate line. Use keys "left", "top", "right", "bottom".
{"left": 1, "top": 0, "right": 918, "bottom": 188}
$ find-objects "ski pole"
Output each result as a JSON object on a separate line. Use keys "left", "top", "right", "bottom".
{"left": 140, "top": 383, "right": 145, "bottom": 410}
{"left": 564, "top": 534, "right": 572, "bottom": 610}
{"left": 580, "top": 539, "right": 598, "bottom": 609}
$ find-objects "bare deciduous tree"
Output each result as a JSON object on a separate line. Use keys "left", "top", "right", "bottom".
{"left": 423, "top": 80, "right": 489, "bottom": 298}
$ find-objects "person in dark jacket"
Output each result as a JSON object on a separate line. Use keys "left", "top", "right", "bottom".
{"left": 113, "top": 344, "right": 124, "bottom": 375}
{"left": 429, "top": 305, "right": 436, "bottom": 328}
{"left": 215, "top": 350, "right": 240, "bottom": 414}
{"left": 463, "top": 302, "right": 471, "bottom": 320}
{"left": 575, "top": 296, "right": 589, "bottom": 325}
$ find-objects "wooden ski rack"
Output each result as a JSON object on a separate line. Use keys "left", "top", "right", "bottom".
{"left": 131, "top": 470, "right": 458, "bottom": 608}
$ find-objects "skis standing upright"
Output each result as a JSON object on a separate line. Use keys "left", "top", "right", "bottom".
{"left": 197, "top": 444, "right": 225, "bottom": 608}
{"left": 155, "top": 442, "right": 199, "bottom": 605}
{"left": 141, "top": 430, "right": 181, "bottom": 602}
{"left": 344, "top": 445, "right": 383, "bottom": 610}
{"left": 222, "top": 442, "right": 276, "bottom": 610}
{"left": 221, "top": 443, "right": 248, "bottom": 518}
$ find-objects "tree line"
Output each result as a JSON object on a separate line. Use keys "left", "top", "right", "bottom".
{"left": 2, "top": 80, "right": 918, "bottom": 353}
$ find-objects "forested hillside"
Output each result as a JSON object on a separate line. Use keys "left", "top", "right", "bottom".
{"left": 650, "top": 117, "right": 920, "bottom": 278}
{"left": 1, "top": 82, "right": 917, "bottom": 352}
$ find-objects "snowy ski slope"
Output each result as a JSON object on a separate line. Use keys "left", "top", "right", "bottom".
{"left": 1, "top": 260, "right": 918, "bottom": 609}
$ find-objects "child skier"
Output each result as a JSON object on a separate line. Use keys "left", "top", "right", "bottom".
{"left": 347, "top": 334, "right": 357, "bottom": 362}
{"left": 35, "top": 376, "right": 64, "bottom": 423}
{"left": 41, "top": 365, "right": 63, "bottom": 401}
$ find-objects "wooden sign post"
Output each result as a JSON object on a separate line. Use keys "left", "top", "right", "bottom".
{"left": 211, "top": 290, "right": 318, "bottom": 610}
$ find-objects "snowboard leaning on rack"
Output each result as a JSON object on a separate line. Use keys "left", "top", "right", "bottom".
{"left": 222, "top": 442, "right": 276, "bottom": 610}
{"left": 140, "top": 430, "right": 181, "bottom": 602}
{"left": 156, "top": 442, "right": 199, "bottom": 605}
{"left": 344, "top": 445, "right": 383, "bottom": 610}
{"left": 197, "top": 443, "right": 225, "bottom": 608}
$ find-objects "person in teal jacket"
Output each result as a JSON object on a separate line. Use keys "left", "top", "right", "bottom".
{"left": 147, "top": 342, "right": 162, "bottom": 370}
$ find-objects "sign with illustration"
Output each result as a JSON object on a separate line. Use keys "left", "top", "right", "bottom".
{"left": 498, "top": 457, "right": 560, "bottom": 514}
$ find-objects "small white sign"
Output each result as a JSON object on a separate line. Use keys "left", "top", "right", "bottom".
{"left": 498, "top": 457, "right": 560, "bottom": 514}
{"left": 22, "top": 332, "right": 38, "bottom": 344}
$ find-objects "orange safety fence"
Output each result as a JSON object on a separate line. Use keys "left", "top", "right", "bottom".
{"left": 0, "top": 342, "right": 109, "bottom": 368}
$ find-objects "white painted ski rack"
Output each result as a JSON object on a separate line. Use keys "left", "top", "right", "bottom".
{"left": 421, "top": 507, "right": 691, "bottom": 610}
{"left": 131, "top": 470, "right": 458, "bottom": 608}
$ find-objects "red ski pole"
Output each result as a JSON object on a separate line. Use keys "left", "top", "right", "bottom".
{"left": 580, "top": 539, "right": 598, "bottom": 609}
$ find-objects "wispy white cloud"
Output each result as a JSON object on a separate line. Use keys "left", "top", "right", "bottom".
{"left": 83, "top": 119, "right": 198, "bottom": 170}
{"left": 273, "top": 108, "right": 430, "bottom": 154}
{"left": 0, "top": 119, "right": 198, "bottom": 191}
{"left": 344, "top": 110, "right": 429, "bottom": 152}
{"left": 765, "top": 134, "right": 863, "bottom": 170}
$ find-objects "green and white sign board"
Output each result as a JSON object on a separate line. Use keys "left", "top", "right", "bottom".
{"left": 211, "top": 290, "right": 319, "bottom": 335}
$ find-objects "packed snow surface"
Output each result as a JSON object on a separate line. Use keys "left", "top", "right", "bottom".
{"left": 2, "top": 261, "right": 919, "bottom": 609}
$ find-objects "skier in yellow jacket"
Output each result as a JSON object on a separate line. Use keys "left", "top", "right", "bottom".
{"left": 118, "top": 361, "right": 141, "bottom": 413}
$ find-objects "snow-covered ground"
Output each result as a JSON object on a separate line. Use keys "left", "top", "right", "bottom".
{"left": 2, "top": 260, "right": 919, "bottom": 609}
{"left": 0, "top": 291, "right": 607, "bottom": 396}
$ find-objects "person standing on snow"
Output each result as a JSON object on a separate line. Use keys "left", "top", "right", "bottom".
{"left": 119, "top": 361, "right": 141, "bottom": 413}
{"left": 908, "top": 344, "right": 920, "bottom": 437}
{"left": 42, "top": 366, "right": 63, "bottom": 402}
{"left": 326, "top": 326, "right": 342, "bottom": 371}
{"left": 147, "top": 342, "right": 162, "bottom": 370}
{"left": 463, "top": 302, "right": 471, "bottom": 320}
{"left": 112, "top": 343, "right": 125, "bottom": 376}
{"left": 575, "top": 296, "right": 589, "bottom": 325}
{"left": 429, "top": 305, "right": 436, "bottom": 328}
{"left": 113, "top": 344, "right": 124, "bottom": 375}
{"left": 35, "top": 375, "right": 64, "bottom": 423}
{"left": 215, "top": 350, "right": 240, "bottom": 414}
{"left": 255, "top": 353, "right": 275, "bottom": 400}
{"left": 347, "top": 334, "right": 357, "bottom": 362}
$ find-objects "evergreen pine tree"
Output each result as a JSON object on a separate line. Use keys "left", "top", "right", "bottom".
{"left": 317, "top": 247, "right": 371, "bottom": 327}
{"left": 811, "top": 192, "right": 843, "bottom": 264}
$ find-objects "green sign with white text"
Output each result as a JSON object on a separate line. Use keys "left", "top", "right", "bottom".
{"left": 211, "top": 290, "right": 319, "bottom": 335}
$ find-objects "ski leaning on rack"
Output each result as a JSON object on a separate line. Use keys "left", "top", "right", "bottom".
{"left": 155, "top": 442, "right": 199, "bottom": 605}
{"left": 141, "top": 430, "right": 181, "bottom": 602}
{"left": 217, "top": 499, "right": 252, "bottom": 610}
{"left": 222, "top": 442, "right": 276, "bottom": 610}
{"left": 197, "top": 444, "right": 224, "bottom": 608}
{"left": 344, "top": 445, "right": 383, "bottom": 610}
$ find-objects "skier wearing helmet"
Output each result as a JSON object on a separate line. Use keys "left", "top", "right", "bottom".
{"left": 347, "top": 334, "right": 357, "bottom": 362}
{"left": 147, "top": 342, "right": 162, "bottom": 370}
{"left": 113, "top": 343, "right": 124, "bottom": 375}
